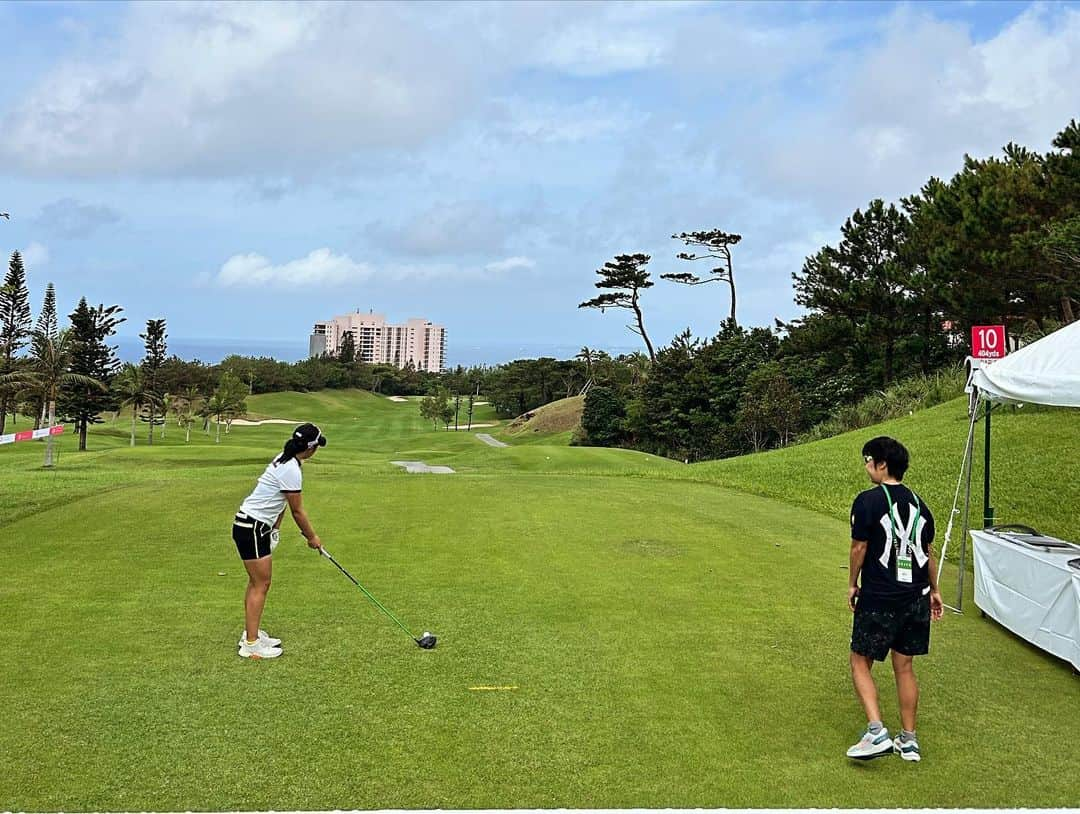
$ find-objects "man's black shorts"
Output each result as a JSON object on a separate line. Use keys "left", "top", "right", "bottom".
{"left": 232, "top": 512, "right": 273, "bottom": 560}
{"left": 851, "top": 594, "right": 931, "bottom": 661}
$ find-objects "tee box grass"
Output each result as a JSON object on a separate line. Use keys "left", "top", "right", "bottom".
{"left": 0, "top": 390, "right": 1077, "bottom": 809}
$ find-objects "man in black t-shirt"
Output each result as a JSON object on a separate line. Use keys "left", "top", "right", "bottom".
{"left": 845, "top": 436, "right": 943, "bottom": 763}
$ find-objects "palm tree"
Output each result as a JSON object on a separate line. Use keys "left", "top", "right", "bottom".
{"left": 177, "top": 385, "right": 201, "bottom": 443}
{"left": 576, "top": 346, "right": 595, "bottom": 377}
{"left": 205, "top": 391, "right": 229, "bottom": 443}
{"left": 213, "top": 373, "right": 248, "bottom": 436}
{"left": 576, "top": 346, "right": 596, "bottom": 396}
{"left": 114, "top": 363, "right": 160, "bottom": 447}
{"left": 24, "top": 330, "right": 104, "bottom": 467}
{"left": 624, "top": 351, "right": 651, "bottom": 387}
{"left": 0, "top": 368, "right": 35, "bottom": 432}
{"left": 160, "top": 391, "right": 173, "bottom": 439}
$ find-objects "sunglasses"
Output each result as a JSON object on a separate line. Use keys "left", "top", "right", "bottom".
{"left": 863, "top": 455, "right": 875, "bottom": 464}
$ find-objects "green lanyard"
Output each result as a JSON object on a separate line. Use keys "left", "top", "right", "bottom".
{"left": 880, "top": 484, "right": 922, "bottom": 567}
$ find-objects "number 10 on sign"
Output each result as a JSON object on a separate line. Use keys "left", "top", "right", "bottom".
{"left": 971, "top": 325, "right": 1006, "bottom": 359}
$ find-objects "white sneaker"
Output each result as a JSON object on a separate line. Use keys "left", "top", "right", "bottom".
{"left": 893, "top": 735, "right": 921, "bottom": 762}
{"left": 238, "top": 629, "right": 282, "bottom": 648}
{"left": 846, "top": 726, "right": 893, "bottom": 760}
{"left": 238, "top": 638, "right": 283, "bottom": 659}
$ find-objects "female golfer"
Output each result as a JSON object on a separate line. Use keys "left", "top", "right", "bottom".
{"left": 232, "top": 422, "right": 326, "bottom": 659}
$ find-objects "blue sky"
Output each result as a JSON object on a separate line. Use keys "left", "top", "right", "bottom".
{"left": 1, "top": 0, "right": 1078, "bottom": 359}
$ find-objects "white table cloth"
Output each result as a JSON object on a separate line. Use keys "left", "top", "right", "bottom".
{"left": 972, "top": 529, "right": 1080, "bottom": 670}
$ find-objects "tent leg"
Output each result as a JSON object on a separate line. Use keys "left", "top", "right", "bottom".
{"left": 957, "top": 397, "right": 978, "bottom": 612}
{"left": 983, "top": 399, "right": 994, "bottom": 528}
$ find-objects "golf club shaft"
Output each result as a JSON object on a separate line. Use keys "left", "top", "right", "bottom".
{"left": 321, "top": 549, "right": 419, "bottom": 640}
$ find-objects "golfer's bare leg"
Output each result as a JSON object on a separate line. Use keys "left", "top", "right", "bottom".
{"left": 243, "top": 556, "right": 272, "bottom": 642}
{"left": 850, "top": 652, "right": 882, "bottom": 722}
{"left": 892, "top": 651, "right": 918, "bottom": 732}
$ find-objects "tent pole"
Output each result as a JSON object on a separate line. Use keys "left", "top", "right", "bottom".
{"left": 957, "top": 395, "right": 980, "bottom": 612}
{"left": 982, "top": 398, "right": 994, "bottom": 528}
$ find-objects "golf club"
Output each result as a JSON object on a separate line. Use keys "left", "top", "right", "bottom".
{"left": 316, "top": 546, "right": 437, "bottom": 649}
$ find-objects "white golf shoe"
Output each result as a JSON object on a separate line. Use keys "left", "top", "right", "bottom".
{"left": 846, "top": 726, "right": 893, "bottom": 760}
{"left": 238, "top": 638, "right": 282, "bottom": 660}
{"left": 893, "top": 735, "right": 921, "bottom": 762}
{"left": 238, "top": 629, "right": 282, "bottom": 648}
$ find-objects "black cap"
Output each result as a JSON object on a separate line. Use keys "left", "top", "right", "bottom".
{"left": 293, "top": 423, "right": 327, "bottom": 449}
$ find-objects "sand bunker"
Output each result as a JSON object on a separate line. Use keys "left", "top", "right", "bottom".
{"left": 476, "top": 433, "right": 508, "bottom": 448}
{"left": 229, "top": 418, "right": 301, "bottom": 426}
{"left": 387, "top": 396, "right": 409, "bottom": 402}
{"left": 391, "top": 460, "right": 456, "bottom": 474}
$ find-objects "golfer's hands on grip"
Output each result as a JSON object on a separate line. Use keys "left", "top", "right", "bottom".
{"left": 847, "top": 586, "right": 859, "bottom": 612}
{"left": 306, "top": 534, "right": 323, "bottom": 551}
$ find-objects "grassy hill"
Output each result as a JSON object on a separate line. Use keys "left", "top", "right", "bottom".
{"left": 502, "top": 394, "right": 584, "bottom": 444}
{"left": 682, "top": 398, "right": 1080, "bottom": 544}
{"left": 0, "top": 389, "right": 1077, "bottom": 810}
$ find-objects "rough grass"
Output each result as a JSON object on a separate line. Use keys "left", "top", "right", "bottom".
{"left": 1, "top": 389, "right": 1077, "bottom": 810}
{"left": 683, "top": 397, "right": 1080, "bottom": 545}
{"left": 504, "top": 395, "right": 584, "bottom": 437}
{"left": 800, "top": 366, "right": 967, "bottom": 442}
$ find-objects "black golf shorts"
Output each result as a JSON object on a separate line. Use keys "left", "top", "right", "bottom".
{"left": 233, "top": 512, "right": 273, "bottom": 560}
{"left": 851, "top": 594, "right": 931, "bottom": 661}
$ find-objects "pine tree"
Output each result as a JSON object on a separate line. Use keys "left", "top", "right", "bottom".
{"left": 664, "top": 229, "right": 743, "bottom": 327}
{"left": 60, "top": 298, "right": 125, "bottom": 451}
{"left": 0, "top": 251, "right": 32, "bottom": 434}
{"left": 140, "top": 318, "right": 168, "bottom": 445}
{"left": 793, "top": 199, "right": 914, "bottom": 384}
{"left": 578, "top": 253, "right": 657, "bottom": 361}
{"left": 31, "top": 283, "right": 60, "bottom": 427}
{"left": 35, "top": 283, "right": 58, "bottom": 340}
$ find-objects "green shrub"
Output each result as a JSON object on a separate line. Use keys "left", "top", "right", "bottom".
{"left": 799, "top": 365, "right": 965, "bottom": 443}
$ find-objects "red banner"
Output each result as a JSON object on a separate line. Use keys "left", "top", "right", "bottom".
{"left": 0, "top": 425, "right": 65, "bottom": 446}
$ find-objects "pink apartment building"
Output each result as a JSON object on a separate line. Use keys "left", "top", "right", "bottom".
{"left": 309, "top": 311, "right": 447, "bottom": 373}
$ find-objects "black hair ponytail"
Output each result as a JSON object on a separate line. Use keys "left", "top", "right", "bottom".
{"left": 274, "top": 437, "right": 305, "bottom": 467}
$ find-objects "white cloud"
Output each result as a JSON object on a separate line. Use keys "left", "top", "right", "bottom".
{"left": 213, "top": 249, "right": 373, "bottom": 289}
{"left": 0, "top": 2, "right": 703, "bottom": 178}
{"left": 21, "top": 242, "right": 49, "bottom": 267}
{"left": 491, "top": 97, "right": 648, "bottom": 144}
{"left": 668, "top": 14, "right": 849, "bottom": 91}
{"left": 537, "top": 24, "right": 667, "bottom": 76}
{"left": 208, "top": 247, "right": 535, "bottom": 289}
{"left": 525, "top": 1, "right": 707, "bottom": 76}
{"left": 367, "top": 200, "right": 517, "bottom": 257}
{"left": 0, "top": 3, "right": 483, "bottom": 177}
{"left": 710, "top": 4, "right": 1080, "bottom": 218}
{"left": 485, "top": 256, "right": 535, "bottom": 274}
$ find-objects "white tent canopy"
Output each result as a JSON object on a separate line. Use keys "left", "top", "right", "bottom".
{"left": 964, "top": 318, "right": 1080, "bottom": 671}
{"left": 971, "top": 320, "right": 1080, "bottom": 406}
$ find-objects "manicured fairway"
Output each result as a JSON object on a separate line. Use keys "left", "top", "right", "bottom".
{"left": 0, "top": 391, "right": 1077, "bottom": 810}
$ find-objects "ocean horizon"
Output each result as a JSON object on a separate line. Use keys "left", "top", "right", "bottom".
{"left": 112, "top": 336, "right": 640, "bottom": 368}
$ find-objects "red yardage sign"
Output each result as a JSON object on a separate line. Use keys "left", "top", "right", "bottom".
{"left": 971, "top": 325, "right": 1006, "bottom": 359}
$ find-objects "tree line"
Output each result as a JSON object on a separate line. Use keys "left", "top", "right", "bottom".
{"left": 575, "top": 120, "right": 1079, "bottom": 460}
{"left": 0, "top": 256, "right": 257, "bottom": 465}
{"left": 3, "top": 121, "right": 1074, "bottom": 465}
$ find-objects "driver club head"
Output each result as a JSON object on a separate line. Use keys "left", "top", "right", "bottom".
{"left": 416, "top": 632, "right": 438, "bottom": 649}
